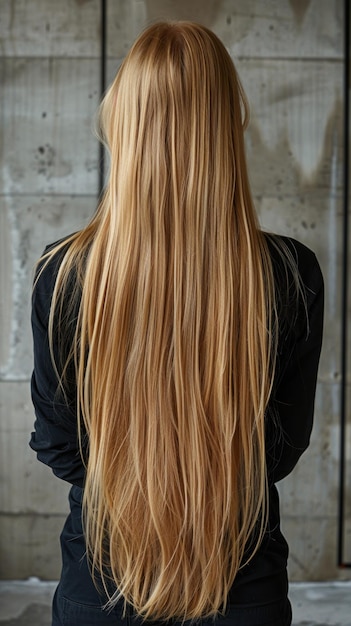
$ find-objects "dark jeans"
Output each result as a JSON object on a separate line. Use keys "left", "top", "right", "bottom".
{"left": 52, "top": 585, "right": 292, "bottom": 626}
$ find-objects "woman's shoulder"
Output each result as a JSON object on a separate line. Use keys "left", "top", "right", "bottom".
{"left": 263, "top": 232, "right": 324, "bottom": 346}
{"left": 42, "top": 233, "right": 76, "bottom": 264}
{"left": 263, "top": 232, "right": 323, "bottom": 295}
{"left": 32, "top": 234, "right": 77, "bottom": 323}
{"left": 35, "top": 233, "right": 76, "bottom": 284}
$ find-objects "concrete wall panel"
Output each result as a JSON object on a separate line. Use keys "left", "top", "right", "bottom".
{"left": 107, "top": 0, "right": 343, "bottom": 60}
{"left": 0, "top": 0, "right": 100, "bottom": 582}
{"left": 0, "top": 196, "right": 97, "bottom": 381}
{"left": 0, "top": 514, "right": 65, "bottom": 580}
{"left": 241, "top": 59, "right": 343, "bottom": 192}
{"left": 0, "top": 0, "right": 101, "bottom": 58}
{"left": 283, "top": 515, "right": 350, "bottom": 581}
{"left": 0, "top": 58, "right": 100, "bottom": 195}
{"left": 0, "top": 201, "right": 12, "bottom": 370}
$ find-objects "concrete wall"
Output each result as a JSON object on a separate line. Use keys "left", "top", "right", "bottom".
{"left": 0, "top": 0, "right": 350, "bottom": 581}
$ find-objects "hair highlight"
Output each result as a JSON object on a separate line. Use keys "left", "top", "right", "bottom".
{"left": 38, "top": 22, "right": 286, "bottom": 621}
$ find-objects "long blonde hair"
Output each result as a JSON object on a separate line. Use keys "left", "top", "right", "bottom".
{"left": 42, "top": 22, "right": 280, "bottom": 621}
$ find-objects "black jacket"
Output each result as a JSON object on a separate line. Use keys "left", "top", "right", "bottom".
{"left": 30, "top": 234, "right": 324, "bottom": 614}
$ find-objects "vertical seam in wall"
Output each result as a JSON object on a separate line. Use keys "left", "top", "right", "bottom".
{"left": 338, "top": 0, "right": 350, "bottom": 568}
{"left": 98, "top": 0, "right": 107, "bottom": 197}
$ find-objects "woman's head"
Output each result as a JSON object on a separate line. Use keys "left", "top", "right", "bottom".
{"left": 99, "top": 22, "right": 251, "bottom": 231}
{"left": 102, "top": 22, "right": 249, "bottom": 139}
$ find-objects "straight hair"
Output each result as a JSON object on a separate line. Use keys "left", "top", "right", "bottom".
{"left": 39, "top": 21, "right": 284, "bottom": 621}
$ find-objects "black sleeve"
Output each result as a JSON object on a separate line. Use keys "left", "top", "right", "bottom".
{"left": 266, "top": 250, "right": 324, "bottom": 484}
{"left": 29, "top": 252, "right": 85, "bottom": 488}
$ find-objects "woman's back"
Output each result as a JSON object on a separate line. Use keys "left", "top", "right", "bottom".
{"left": 30, "top": 22, "right": 324, "bottom": 626}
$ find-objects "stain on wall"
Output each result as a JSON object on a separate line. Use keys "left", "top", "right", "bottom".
{"left": 289, "top": 0, "right": 313, "bottom": 25}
